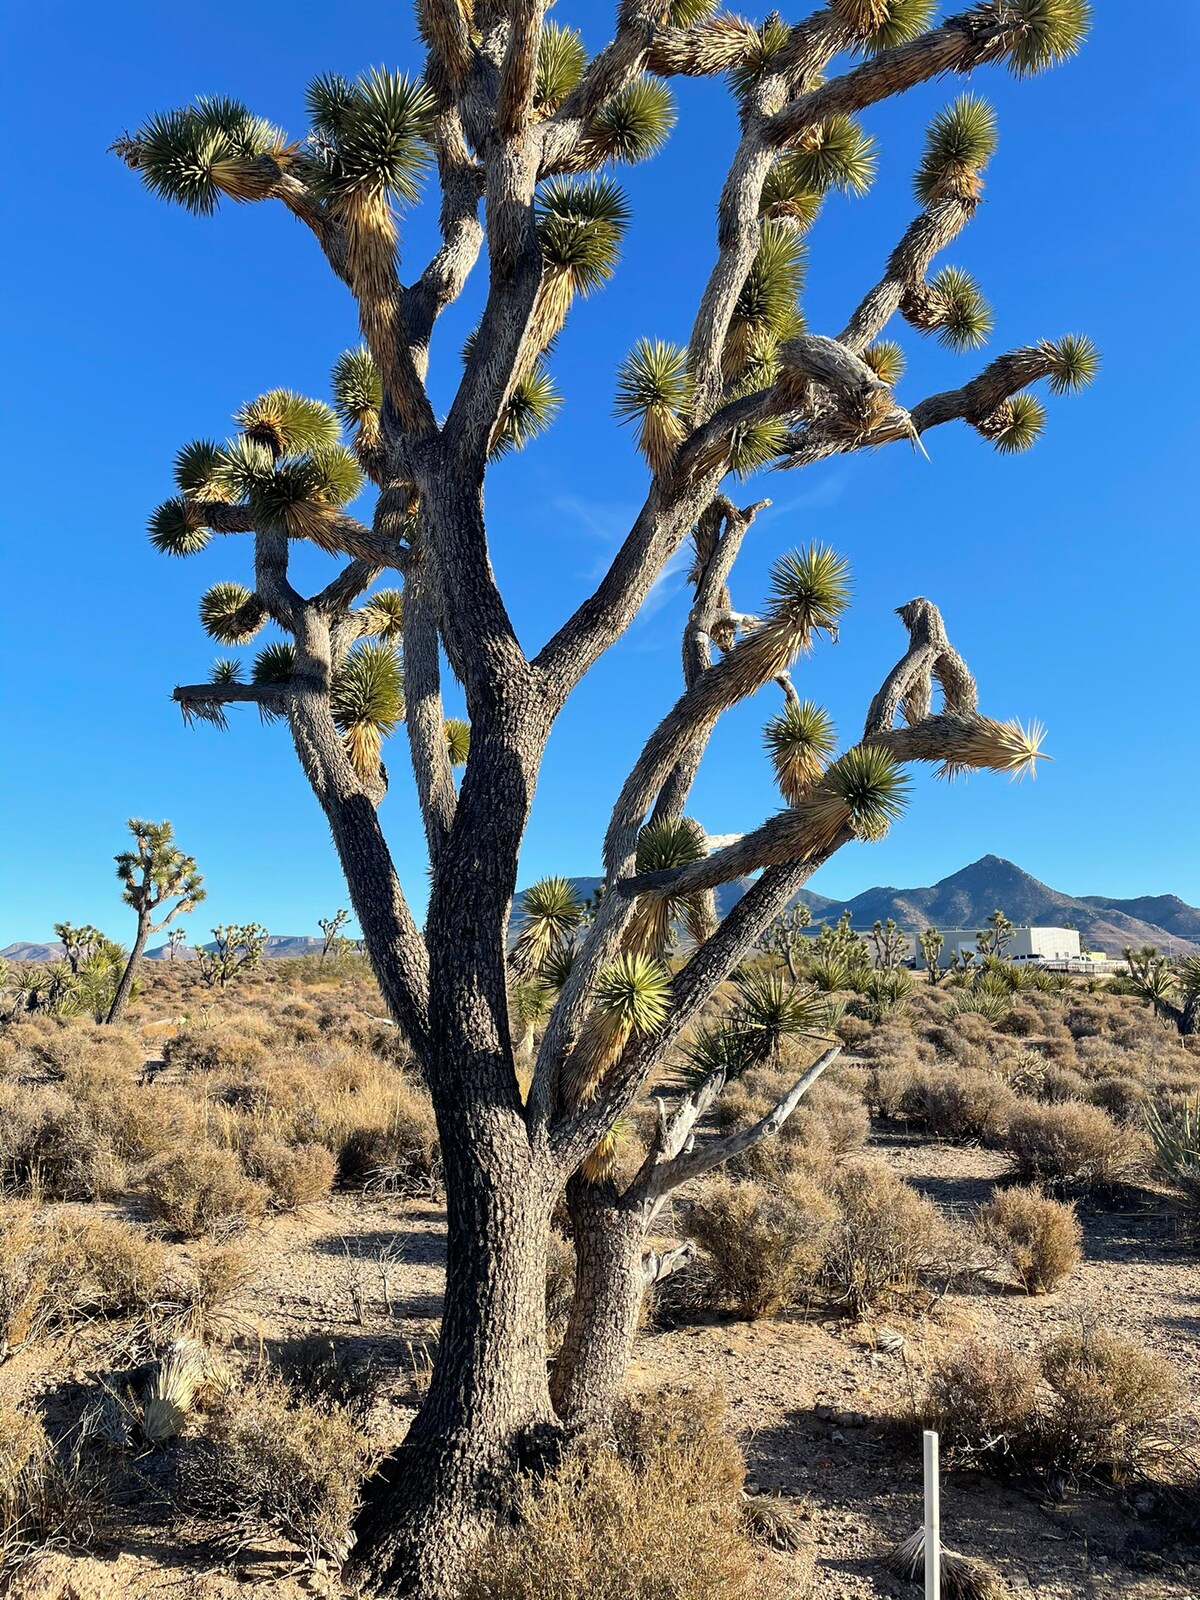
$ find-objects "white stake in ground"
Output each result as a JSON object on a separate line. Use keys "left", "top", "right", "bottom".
{"left": 923, "top": 1428, "right": 941, "bottom": 1600}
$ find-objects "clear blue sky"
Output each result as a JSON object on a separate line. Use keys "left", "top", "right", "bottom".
{"left": 1, "top": 3, "right": 1197, "bottom": 947}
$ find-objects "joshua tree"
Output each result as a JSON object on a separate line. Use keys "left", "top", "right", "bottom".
{"left": 1124, "top": 946, "right": 1200, "bottom": 1036}
{"left": 53, "top": 922, "right": 105, "bottom": 975}
{"left": 870, "top": 916, "right": 910, "bottom": 971}
{"left": 106, "top": 821, "right": 205, "bottom": 1023}
{"left": 319, "top": 907, "right": 353, "bottom": 958}
{"left": 757, "top": 901, "right": 813, "bottom": 979}
{"left": 976, "top": 906, "right": 1013, "bottom": 960}
{"left": 115, "top": 4, "right": 1096, "bottom": 1590}
{"left": 196, "top": 923, "right": 269, "bottom": 989}
{"left": 167, "top": 927, "right": 188, "bottom": 960}
{"left": 919, "top": 925, "right": 945, "bottom": 982}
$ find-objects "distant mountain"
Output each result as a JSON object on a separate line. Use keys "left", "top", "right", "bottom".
{"left": 0, "top": 942, "right": 67, "bottom": 964}
{"left": 0, "top": 935, "right": 330, "bottom": 964}
{"left": 513, "top": 856, "right": 1199, "bottom": 958}
{"left": 788, "top": 856, "right": 1200, "bottom": 956}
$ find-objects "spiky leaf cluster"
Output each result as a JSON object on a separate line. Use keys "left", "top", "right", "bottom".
{"left": 1041, "top": 333, "right": 1099, "bottom": 394}
{"left": 669, "top": 0, "right": 720, "bottom": 23}
{"left": 725, "top": 221, "right": 806, "bottom": 381}
{"left": 592, "top": 953, "right": 672, "bottom": 1035}
{"left": 115, "top": 819, "right": 205, "bottom": 918}
{"left": 787, "top": 115, "right": 877, "bottom": 197}
{"left": 614, "top": 340, "right": 692, "bottom": 475}
{"left": 760, "top": 158, "right": 824, "bottom": 232}
{"left": 174, "top": 440, "right": 232, "bottom": 501}
{"left": 331, "top": 347, "right": 383, "bottom": 427}
{"left": 331, "top": 640, "right": 404, "bottom": 779}
{"left": 732, "top": 968, "right": 831, "bottom": 1053}
{"left": 360, "top": 588, "right": 405, "bottom": 641}
{"left": 862, "top": 340, "right": 906, "bottom": 385}
{"left": 444, "top": 717, "right": 471, "bottom": 768}
{"left": 766, "top": 546, "right": 852, "bottom": 648}
{"left": 210, "top": 428, "right": 364, "bottom": 536}
{"left": 130, "top": 97, "right": 291, "bottom": 215}
{"left": 991, "top": 392, "right": 1046, "bottom": 454}
{"left": 626, "top": 817, "right": 714, "bottom": 957}
{"left": 727, "top": 418, "right": 790, "bottom": 478}
{"left": 199, "top": 581, "right": 267, "bottom": 645}
{"left": 764, "top": 700, "right": 837, "bottom": 804}
{"left": 818, "top": 745, "right": 910, "bottom": 841}
{"left": 998, "top": 0, "right": 1092, "bottom": 78}
{"left": 252, "top": 641, "right": 297, "bottom": 683}
{"left": 511, "top": 877, "right": 585, "bottom": 980}
{"left": 863, "top": 0, "right": 939, "bottom": 53}
{"left": 235, "top": 390, "right": 340, "bottom": 457}
{"left": 536, "top": 178, "right": 630, "bottom": 296}
{"left": 929, "top": 266, "right": 994, "bottom": 350}
{"left": 729, "top": 15, "right": 792, "bottom": 102}
{"left": 492, "top": 364, "right": 562, "bottom": 458}
{"left": 584, "top": 78, "right": 676, "bottom": 166}
{"left": 304, "top": 69, "right": 435, "bottom": 201}
{"left": 535, "top": 24, "right": 587, "bottom": 113}
{"left": 914, "top": 96, "right": 998, "bottom": 205}
{"left": 149, "top": 499, "right": 211, "bottom": 557}
{"left": 210, "top": 658, "right": 241, "bottom": 685}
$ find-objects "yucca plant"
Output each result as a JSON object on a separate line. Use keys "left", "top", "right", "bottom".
{"left": 117, "top": 3, "right": 1100, "bottom": 1577}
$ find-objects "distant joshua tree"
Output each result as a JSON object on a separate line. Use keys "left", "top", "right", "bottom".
{"left": 1124, "top": 946, "right": 1200, "bottom": 1037}
{"left": 919, "top": 926, "right": 945, "bottom": 983}
{"left": 758, "top": 902, "right": 813, "bottom": 981}
{"left": 167, "top": 927, "right": 188, "bottom": 960}
{"left": 106, "top": 821, "right": 205, "bottom": 1023}
{"left": 976, "top": 907, "right": 1013, "bottom": 961}
{"left": 53, "top": 922, "right": 105, "bottom": 975}
{"left": 870, "top": 916, "right": 910, "bottom": 971}
{"left": 114, "top": 3, "right": 1095, "bottom": 1587}
{"left": 197, "top": 923, "right": 269, "bottom": 990}
{"left": 319, "top": 907, "right": 353, "bottom": 958}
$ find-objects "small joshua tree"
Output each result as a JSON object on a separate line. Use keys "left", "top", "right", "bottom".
{"left": 114, "top": 4, "right": 1097, "bottom": 1589}
{"left": 757, "top": 901, "right": 813, "bottom": 980}
{"left": 319, "top": 907, "right": 352, "bottom": 958}
{"left": 196, "top": 924, "right": 269, "bottom": 990}
{"left": 53, "top": 922, "right": 106, "bottom": 975}
{"left": 870, "top": 916, "right": 910, "bottom": 970}
{"left": 919, "top": 925, "right": 945, "bottom": 983}
{"left": 167, "top": 927, "right": 188, "bottom": 960}
{"left": 976, "top": 906, "right": 1013, "bottom": 960}
{"left": 106, "top": 822, "right": 205, "bottom": 1023}
{"left": 1124, "top": 946, "right": 1200, "bottom": 1037}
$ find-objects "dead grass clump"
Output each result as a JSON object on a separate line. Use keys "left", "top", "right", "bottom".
{"left": 163, "top": 1024, "right": 269, "bottom": 1075}
{"left": 462, "top": 1385, "right": 790, "bottom": 1600}
{"left": 61, "top": 1214, "right": 172, "bottom": 1317}
{"left": 687, "top": 1173, "right": 837, "bottom": 1319}
{"left": 1087, "top": 1074, "right": 1148, "bottom": 1123}
{"left": 864, "top": 1058, "right": 919, "bottom": 1118}
{"left": 975, "top": 1185, "right": 1081, "bottom": 1292}
{"left": 243, "top": 1135, "right": 336, "bottom": 1211}
{"left": 904, "top": 1066, "right": 1016, "bottom": 1142}
{"left": 177, "top": 1376, "right": 374, "bottom": 1565}
{"left": 0, "top": 1083, "right": 123, "bottom": 1200}
{"left": 1003, "top": 1100, "right": 1143, "bottom": 1191}
{"left": 1, "top": 1397, "right": 99, "bottom": 1579}
{"left": 820, "top": 1162, "right": 950, "bottom": 1315}
{"left": 0, "top": 1207, "right": 59, "bottom": 1358}
{"left": 323, "top": 1074, "right": 441, "bottom": 1192}
{"left": 146, "top": 1146, "right": 267, "bottom": 1238}
{"left": 923, "top": 1339, "right": 1043, "bottom": 1466}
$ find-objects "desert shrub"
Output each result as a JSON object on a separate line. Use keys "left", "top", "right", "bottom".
{"left": 163, "top": 1024, "right": 269, "bottom": 1075}
{"left": 323, "top": 1074, "right": 441, "bottom": 1192}
{"left": 903, "top": 1066, "right": 1016, "bottom": 1142}
{"left": 923, "top": 1328, "right": 1179, "bottom": 1480}
{"left": 267, "top": 1334, "right": 383, "bottom": 1422}
{"left": 864, "top": 1058, "right": 918, "bottom": 1118}
{"left": 687, "top": 1173, "right": 837, "bottom": 1320}
{"left": 1087, "top": 1075, "right": 1148, "bottom": 1123}
{"left": 994, "top": 1002, "right": 1041, "bottom": 1037}
{"left": 0, "top": 1083, "right": 123, "bottom": 1200}
{"left": 1036, "top": 1064, "right": 1089, "bottom": 1104}
{"left": 462, "top": 1386, "right": 789, "bottom": 1600}
{"left": 976, "top": 1185, "right": 1081, "bottom": 1292}
{"left": 923, "top": 1339, "right": 1042, "bottom": 1466}
{"left": 834, "top": 1013, "right": 872, "bottom": 1048}
{"left": 1039, "top": 1326, "right": 1179, "bottom": 1474}
{"left": 1003, "top": 1100, "right": 1142, "bottom": 1191}
{"left": 243, "top": 1135, "right": 336, "bottom": 1211}
{"left": 177, "top": 1377, "right": 374, "bottom": 1564}
{"left": 789, "top": 1082, "right": 870, "bottom": 1161}
{"left": 60, "top": 1214, "right": 171, "bottom": 1316}
{"left": 820, "top": 1162, "right": 949, "bottom": 1315}
{"left": 1064, "top": 1003, "right": 1110, "bottom": 1040}
{"left": 1, "top": 1398, "right": 98, "bottom": 1579}
{"left": 146, "top": 1146, "right": 267, "bottom": 1238}
{"left": 0, "top": 1208, "right": 59, "bottom": 1358}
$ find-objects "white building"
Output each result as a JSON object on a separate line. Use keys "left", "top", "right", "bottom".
{"left": 919, "top": 925, "right": 1083, "bottom": 967}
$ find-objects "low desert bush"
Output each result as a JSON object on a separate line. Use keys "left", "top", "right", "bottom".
{"left": 1087, "top": 1074, "right": 1149, "bottom": 1122}
{"left": 1003, "top": 1100, "right": 1143, "bottom": 1191}
{"left": 975, "top": 1185, "right": 1081, "bottom": 1292}
{"left": 177, "top": 1376, "right": 374, "bottom": 1564}
{"left": 903, "top": 1066, "right": 1016, "bottom": 1142}
{"left": 462, "top": 1386, "right": 790, "bottom": 1600}
{"left": 0, "top": 1083, "right": 123, "bottom": 1200}
{"left": 923, "top": 1327, "right": 1179, "bottom": 1479}
{"left": 243, "top": 1135, "right": 336, "bottom": 1211}
{"left": 687, "top": 1173, "right": 837, "bottom": 1319}
{"left": 820, "top": 1162, "right": 950, "bottom": 1315}
{"left": 163, "top": 1024, "right": 269, "bottom": 1076}
{"left": 146, "top": 1146, "right": 267, "bottom": 1238}
{"left": 1, "top": 1398, "right": 99, "bottom": 1579}
{"left": 322, "top": 1074, "right": 441, "bottom": 1192}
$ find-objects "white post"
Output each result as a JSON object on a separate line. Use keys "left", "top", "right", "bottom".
{"left": 923, "top": 1428, "right": 941, "bottom": 1600}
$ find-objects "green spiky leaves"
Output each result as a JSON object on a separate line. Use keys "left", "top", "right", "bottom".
{"left": 614, "top": 340, "right": 692, "bottom": 476}
{"left": 212, "top": 431, "right": 364, "bottom": 542}
{"left": 669, "top": 0, "right": 719, "bottom": 23}
{"left": 726, "top": 220, "right": 806, "bottom": 383}
{"left": 765, "top": 700, "right": 838, "bottom": 804}
{"left": 210, "top": 658, "right": 241, "bottom": 685}
{"left": 511, "top": 877, "right": 585, "bottom": 980}
{"left": 760, "top": 159, "right": 824, "bottom": 232}
{"left": 863, "top": 0, "right": 938, "bottom": 53}
{"left": 862, "top": 340, "right": 906, "bottom": 386}
{"left": 492, "top": 363, "right": 562, "bottom": 458}
{"left": 1000, "top": 1, "right": 1092, "bottom": 78}
{"left": 444, "top": 718, "right": 471, "bottom": 769}
{"left": 149, "top": 499, "right": 210, "bottom": 557}
{"left": 174, "top": 440, "right": 231, "bottom": 501}
{"left": 991, "top": 392, "right": 1047, "bottom": 454}
{"left": 305, "top": 69, "right": 435, "bottom": 202}
{"left": 360, "top": 588, "right": 404, "bottom": 641}
{"left": 537, "top": 178, "right": 630, "bottom": 297}
{"left": 593, "top": 953, "right": 672, "bottom": 1036}
{"left": 535, "top": 24, "right": 587, "bottom": 114}
{"left": 331, "top": 640, "right": 404, "bottom": 781}
{"left": 787, "top": 115, "right": 877, "bottom": 197}
{"left": 914, "top": 96, "right": 998, "bottom": 205}
{"left": 331, "top": 347, "right": 382, "bottom": 429}
{"left": 816, "top": 744, "right": 910, "bottom": 843}
{"left": 252, "top": 641, "right": 297, "bottom": 683}
{"left": 1041, "top": 333, "right": 1100, "bottom": 394}
{"left": 584, "top": 77, "right": 676, "bottom": 166}
{"left": 929, "top": 266, "right": 994, "bottom": 351}
{"left": 767, "top": 546, "right": 853, "bottom": 648}
{"left": 127, "top": 97, "right": 291, "bottom": 215}
{"left": 235, "top": 390, "right": 340, "bottom": 457}
{"left": 730, "top": 15, "right": 792, "bottom": 102}
{"left": 199, "top": 581, "right": 266, "bottom": 645}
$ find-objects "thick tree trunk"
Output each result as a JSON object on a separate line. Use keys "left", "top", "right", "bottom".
{"left": 349, "top": 1119, "right": 558, "bottom": 1598}
{"left": 105, "top": 916, "right": 148, "bottom": 1024}
{"left": 549, "top": 1175, "right": 647, "bottom": 1427}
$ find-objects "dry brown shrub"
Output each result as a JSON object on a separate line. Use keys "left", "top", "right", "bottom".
{"left": 976, "top": 1185, "right": 1081, "bottom": 1292}
{"left": 163, "top": 1024, "right": 269, "bottom": 1075}
{"left": 1064, "top": 1003, "right": 1111, "bottom": 1041}
{"left": 146, "top": 1146, "right": 267, "bottom": 1238}
{"left": 0, "top": 1207, "right": 59, "bottom": 1358}
{"left": 329, "top": 1072, "right": 441, "bottom": 1191}
{"left": 864, "top": 1058, "right": 919, "bottom": 1118}
{"left": 1037, "top": 1064, "right": 1089, "bottom": 1103}
{"left": 1, "top": 1396, "right": 100, "bottom": 1579}
{"left": 177, "top": 1376, "right": 374, "bottom": 1564}
{"left": 1003, "top": 1100, "right": 1143, "bottom": 1191}
{"left": 0, "top": 1083, "right": 124, "bottom": 1200}
{"left": 687, "top": 1173, "right": 838, "bottom": 1320}
{"left": 1039, "top": 1326, "right": 1180, "bottom": 1474}
{"left": 903, "top": 1066, "right": 1016, "bottom": 1142}
{"left": 834, "top": 1013, "right": 873, "bottom": 1048}
{"left": 995, "top": 1003, "right": 1041, "bottom": 1037}
{"left": 59, "top": 1214, "right": 172, "bottom": 1316}
{"left": 923, "top": 1339, "right": 1042, "bottom": 1465}
{"left": 243, "top": 1135, "right": 336, "bottom": 1211}
{"left": 820, "top": 1162, "right": 950, "bottom": 1315}
{"left": 1087, "top": 1075, "right": 1149, "bottom": 1122}
{"left": 462, "top": 1385, "right": 792, "bottom": 1600}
